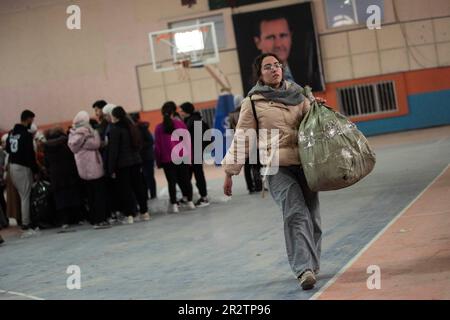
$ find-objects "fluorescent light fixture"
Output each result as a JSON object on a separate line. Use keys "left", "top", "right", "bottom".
{"left": 174, "top": 30, "right": 204, "bottom": 53}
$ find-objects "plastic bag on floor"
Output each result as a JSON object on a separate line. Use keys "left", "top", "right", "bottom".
{"left": 0, "top": 204, "right": 8, "bottom": 228}
{"left": 30, "top": 180, "right": 52, "bottom": 227}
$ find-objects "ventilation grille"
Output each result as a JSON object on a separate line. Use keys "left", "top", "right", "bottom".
{"left": 337, "top": 81, "right": 398, "bottom": 117}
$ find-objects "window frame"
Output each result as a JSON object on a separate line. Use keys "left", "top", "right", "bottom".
{"left": 324, "top": 0, "right": 384, "bottom": 30}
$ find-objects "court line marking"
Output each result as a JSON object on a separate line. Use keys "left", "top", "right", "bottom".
{"left": 310, "top": 163, "right": 450, "bottom": 300}
{"left": 0, "top": 289, "right": 45, "bottom": 300}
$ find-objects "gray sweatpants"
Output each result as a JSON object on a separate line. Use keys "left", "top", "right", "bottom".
{"left": 9, "top": 164, "right": 33, "bottom": 226}
{"left": 267, "top": 166, "right": 322, "bottom": 278}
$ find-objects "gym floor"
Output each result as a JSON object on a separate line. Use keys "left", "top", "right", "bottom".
{"left": 1, "top": 125, "right": 449, "bottom": 300}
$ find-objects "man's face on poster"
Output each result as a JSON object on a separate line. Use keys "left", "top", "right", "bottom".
{"left": 254, "top": 18, "right": 292, "bottom": 63}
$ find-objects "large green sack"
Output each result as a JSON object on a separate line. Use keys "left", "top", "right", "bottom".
{"left": 298, "top": 95, "right": 376, "bottom": 192}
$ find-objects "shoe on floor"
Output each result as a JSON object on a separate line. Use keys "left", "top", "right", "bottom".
{"left": 178, "top": 198, "right": 188, "bottom": 206}
{"left": 141, "top": 212, "right": 151, "bottom": 221}
{"left": 93, "top": 221, "right": 112, "bottom": 229}
{"left": 20, "top": 228, "right": 40, "bottom": 239}
{"left": 186, "top": 201, "right": 196, "bottom": 210}
{"left": 127, "top": 216, "right": 134, "bottom": 224}
{"left": 168, "top": 203, "right": 179, "bottom": 213}
{"left": 195, "top": 197, "right": 210, "bottom": 208}
{"left": 298, "top": 270, "right": 316, "bottom": 290}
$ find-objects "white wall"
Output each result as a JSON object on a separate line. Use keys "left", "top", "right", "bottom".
{"left": 0, "top": 0, "right": 211, "bottom": 129}
{"left": 1, "top": 0, "right": 450, "bottom": 129}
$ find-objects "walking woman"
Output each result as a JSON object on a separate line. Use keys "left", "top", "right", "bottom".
{"left": 222, "top": 53, "right": 322, "bottom": 290}
{"left": 155, "top": 101, "right": 195, "bottom": 213}
{"left": 108, "top": 106, "right": 150, "bottom": 224}
{"left": 68, "top": 111, "right": 111, "bottom": 229}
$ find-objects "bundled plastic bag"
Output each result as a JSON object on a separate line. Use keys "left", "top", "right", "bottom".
{"left": 0, "top": 204, "right": 8, "bottom": 228}
{"left": 30, "top": 180, "right": 53, "bottom": 227}
{"left": 298, "top": 89, "right": 376, "bottom": 192}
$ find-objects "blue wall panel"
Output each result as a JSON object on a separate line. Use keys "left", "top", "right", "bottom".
{"left": 356, "top": 90, "right": 450, "bottom": 136}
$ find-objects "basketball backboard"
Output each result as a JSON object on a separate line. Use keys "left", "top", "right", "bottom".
{"left": 149, "top": 22, "right": 219, "bottom": 72}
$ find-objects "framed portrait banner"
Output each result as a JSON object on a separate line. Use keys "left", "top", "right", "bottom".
{"left": 232, "top": 2, "right": 325, "bottom": 94}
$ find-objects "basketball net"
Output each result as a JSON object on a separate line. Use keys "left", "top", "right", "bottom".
{"left": 175, "top": 59, "right": 192, "bottom": 81}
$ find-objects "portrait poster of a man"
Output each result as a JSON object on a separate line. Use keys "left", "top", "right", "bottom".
{"left": 232, "top": 2, "right": 325, "bottom": 94}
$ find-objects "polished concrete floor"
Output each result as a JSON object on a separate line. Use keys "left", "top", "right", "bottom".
{"left": 1, "top": 125, "right": 449, "bottom": 300}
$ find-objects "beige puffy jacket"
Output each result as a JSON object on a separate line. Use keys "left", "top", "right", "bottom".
{"left": 222, "top": 83, "right": 310, "bottom": 176}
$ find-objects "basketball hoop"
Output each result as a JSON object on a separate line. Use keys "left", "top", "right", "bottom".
{"left": 149, "top": 22, "right": 219, "bottom": 73}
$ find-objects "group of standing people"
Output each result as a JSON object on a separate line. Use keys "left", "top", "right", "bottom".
{"left": 0, "top": 98, "right": 213, "bottom": 234}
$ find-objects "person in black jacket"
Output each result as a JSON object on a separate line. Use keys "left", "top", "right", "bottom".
{"left": 44, "top": 127, "right": 83, "bottom": 229}
{"left": 5, "top": 110, "right": 39, "bottom": 230}
{"left": 179, "top": 102, "right": 210, "bottom": 207}
{"left": 108, "top": 106, "right": 150, "bottom": 224}
{"left": 130, "top": 113, "right": 157, "bottom": 200}
{"left": 92, "top": 100, "right": 109, "bottom": 142}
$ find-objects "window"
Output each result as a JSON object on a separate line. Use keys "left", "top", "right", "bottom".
{"left": 169, "top": 14, "right": 226, "bottom": 51}
{"left": 337, "top": 81, "right": 398, "bottom": 117}
{"left": 174, "top": 30, "right": 205, "bottom": 53}
{"left": 325, "top": 0, "right": 384, "bottom": 28}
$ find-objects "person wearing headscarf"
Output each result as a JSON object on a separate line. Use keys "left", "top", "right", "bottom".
{"left": 68, "top": 111, "right": 111, "bottom": 229}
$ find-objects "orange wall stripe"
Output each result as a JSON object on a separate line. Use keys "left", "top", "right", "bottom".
{"left": 34, "top": 67, "right": 450, "bottom": 133}
{"left": 404, "top": 67, "right": 450, "bottom": 95}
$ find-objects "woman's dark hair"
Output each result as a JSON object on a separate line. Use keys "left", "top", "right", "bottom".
{"left": 161, "top": 101, "right": 177, "bottom": 134}
{"left": 252, "top": 53, "right": 284, "bottom": 85}
{"left": 112, "top": 106, "right": 142, "bottom": 150}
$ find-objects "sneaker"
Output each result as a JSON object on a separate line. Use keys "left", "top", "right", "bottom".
{"left": 298, "top": 270, "right": 316, "bottom": 290}
{"left": 168, "top": 203, "right": 179, "bottom": 214}
{"left": 195, "top": 197, "right": 210, "bottom": 208}
{"left": 186, "top": 201, "right": 196, "bottom": 210}
{"left": 141, "top": 212, "right": 151, "bottom": 221}
{"left": 178, "top": 198, "right": 188, "bottom": 207}
{"left": 20, "top": 228, "right": 40, "bottom": 239}
{"left": 127, "top": 216, "right": 134, "bottom": 224}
